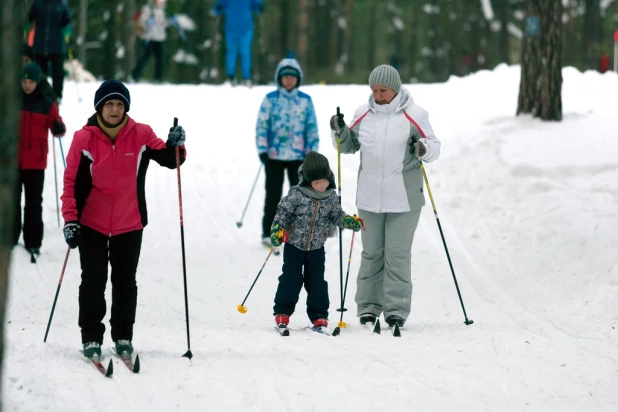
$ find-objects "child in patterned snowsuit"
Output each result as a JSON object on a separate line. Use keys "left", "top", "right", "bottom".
{"left": 256, "top": 54, "right": 319, "bottom": 248}
{"left": 270, "top": 151, "right": 362, "bottom": 329}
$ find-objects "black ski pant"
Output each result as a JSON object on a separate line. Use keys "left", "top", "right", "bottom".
{"left": 262, "top": 159, "right": 303, "bottom": 238}
{"left": 13, "top": 169, "right": 45, "bottom": 249}
{"left": 34, "top": 53, "right": 64, "bottom": 100}
{"left": 78, "top": 226, "right": 143, "bottom": 344}
{"left": 273, "top": 244, "right": 329, "bottom": 322}
{"left": 132, "top": 40, "right": 164, "bottom": 82}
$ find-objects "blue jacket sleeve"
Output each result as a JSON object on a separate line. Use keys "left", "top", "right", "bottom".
{"left": 212, "top": 0, "right": 226, "bottom": 16}
{"left": 256, "top": 95, "right": 271, "bottom": 155}
{"left": 305, "top": 97, "right": 319, "bottom": 153}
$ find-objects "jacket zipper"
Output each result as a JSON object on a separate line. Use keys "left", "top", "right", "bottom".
{"left": 379, "top": 113, "right": 390, "bottom": 212}
{"left": 109, "top": 143, "right": 116, "bottom": 236}
{"left": 304, "top": 200, "right": 319, "bottom": 251}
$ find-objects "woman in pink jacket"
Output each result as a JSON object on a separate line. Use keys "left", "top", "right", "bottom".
{"left": 61, "top": 79, "right": 187, "bottom": 359}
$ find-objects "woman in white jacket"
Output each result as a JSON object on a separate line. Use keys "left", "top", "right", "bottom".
{"left": 330, "top": 64, "right": 441, "bottom": 328}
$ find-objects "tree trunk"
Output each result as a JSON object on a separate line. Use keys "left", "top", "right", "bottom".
{"left": 297, "top": 0, "right": 310, "bottom": 69}
{"left": 499, "top": 0, "right": 510, "bottom": 64}
{"left": 77, "top": 0, "right": 88, "bottom": 65}
{"left": 583, "top": 0, "right": 602, "bottom": 70}
{"left": 0, "top": 1, "right": 23, "bottom": 409}
{"left": 538, "top": 0, "right": 563, "bottom": 120}
{"left": 367, "top": 0, "right": 377, "bottom": 71}
{"left": 123, "top": 0, "right": 137, "bottom": 80}
{"left": 517, "top": 0, "right": 562, "bottom": 121}
{"left": 450, "top": 0, "right": 463, "bottom": 76}
{"left": 280, "top": 0, "right": 290, "bottom": 56}
{"left": 103, "top": 3, "right": 118, "bottom": 79}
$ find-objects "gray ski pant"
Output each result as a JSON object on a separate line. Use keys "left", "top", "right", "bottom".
{"left": 354, "top": 207, "right": 422, "bottom": 321}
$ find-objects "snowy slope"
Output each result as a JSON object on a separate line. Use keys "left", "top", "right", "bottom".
{"left": 3, "top": 66, "right": 617, "bottom": 412}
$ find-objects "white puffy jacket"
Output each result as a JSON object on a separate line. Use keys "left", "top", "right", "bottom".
{"left": 332, "top": 87, "right": 441, "bottom": 213}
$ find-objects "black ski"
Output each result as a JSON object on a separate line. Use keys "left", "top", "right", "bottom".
{"left": 275, "top": 325, "right": 290, "bottom": 336}
{"left": 80, "top": 351, "right": 113, "bottom": 377}
{"left": 111, "top": 348, "right": 140, "bottom": 373}
{"left": 29, "top": 251, "right": 37, "bottom": 264}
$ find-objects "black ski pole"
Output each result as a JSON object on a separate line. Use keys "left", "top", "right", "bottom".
{"left": 44, "top": 247, "right": 71, "bottom": 342}
{"left": 173, "top": 117, "right": 194, "bottom": 359}
{"left": 236, "top": 164, "right": 263, "bottom": 228}
{"left": 237, "top": 247, "right": 276, "bottom": 313}
{"left": 334, "top": 107, "right": 347, "bottom": 325}
{"left": 420, "top": 163, "right": 473, "bottom": 325}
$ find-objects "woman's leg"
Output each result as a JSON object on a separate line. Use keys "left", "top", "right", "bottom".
{"left": 354, "top": 209, "right": 386, "bottom": 317}
{"left": 109, "top": 229, "right": 143, "bottom": 343}
{"left": 78, "top": 226, "right": 110, "bottom": 344}
{"left": 382, "top": 209, "right": 421, "bottom": 323}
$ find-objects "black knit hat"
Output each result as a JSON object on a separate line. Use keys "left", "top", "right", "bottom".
{"left": 23, "top": 62, "right": 41, "bottom": 83}
{"left": 278, "top": 65, "right": 300, "bottom": 85}
{"left": 94, "top": 79, "right": 131, "bottom": 113}
{"left": 303, "top": 151, "right": 332, "bottom": 183}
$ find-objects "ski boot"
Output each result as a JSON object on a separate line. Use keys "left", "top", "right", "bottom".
{"left": 115, "top": 339, "right": 134, "bottom": 356}
{"left": 83, "top": 342, "right": 102, "bottom": 359}
{"left": 359, "top": 313, "right": 377, "bottom": 325}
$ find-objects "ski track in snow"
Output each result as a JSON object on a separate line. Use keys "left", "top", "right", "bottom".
{"left": 4, "top": 66, "right": 618, "bottom": 411}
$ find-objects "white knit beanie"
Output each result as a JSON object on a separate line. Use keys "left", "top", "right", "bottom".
{"left": 368, "top": 64, "right": 401, "bottom": 93}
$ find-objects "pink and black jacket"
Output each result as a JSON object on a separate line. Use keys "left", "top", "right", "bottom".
{"left": 61, "top": 114, "right": 186, "bottom": 236}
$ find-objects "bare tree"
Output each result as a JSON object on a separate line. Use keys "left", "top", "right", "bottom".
{"left": 297, "top": 0, "right": 310, "bottom": 68}
{"left": 0, "top": 1, "right": 24, "bottom": 409}
{"left": 517, "top": 0, "right": 562, "bottom": 121}
{"left": 77, "top": 0, "right": 89, "bottom": 65}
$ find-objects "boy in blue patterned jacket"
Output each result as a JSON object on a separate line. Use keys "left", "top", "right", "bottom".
{"left": 270, "top": 151, "right": 362, "bottom": 330}
{"left": 256, "top": 54, "right": 319, "bottom": 248}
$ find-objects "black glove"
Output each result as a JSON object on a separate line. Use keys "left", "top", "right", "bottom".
{"left": 167, "top": 125, "right": 186, "bottom": 147}
{"left": 409, "top": 140, "right": 427, "bottom": 158}
{"left": 215, "top": 4, "right": 223, "bottom": 13}
{"left": 63, "top": 221, "right": 80, "bottom": 249}
{"left": 329, "top": 113, "right": 345, "bottom": 132}
{"left": 52, "top": 119, "right": 66, "bottom": 136}
{"left": 259, "top": 152, "right": 269, "bottom": 165}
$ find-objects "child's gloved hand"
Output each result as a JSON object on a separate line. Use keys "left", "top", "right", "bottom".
{"left": 342, "top": 215, "right": 364, "bottom": 232}
{"left": 270, "top": 223, "right": 288, "bottom": 247}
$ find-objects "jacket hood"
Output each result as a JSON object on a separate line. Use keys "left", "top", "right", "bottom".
{"left": 275, "top": 57, "right": 303, "bottom": 89}
{"left": 368, "top": 86, "right": 414, "bottom": 113}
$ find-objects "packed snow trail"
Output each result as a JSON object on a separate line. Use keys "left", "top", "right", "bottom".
{"left": 4, "top": 66, "right": 617, "bottom": 411}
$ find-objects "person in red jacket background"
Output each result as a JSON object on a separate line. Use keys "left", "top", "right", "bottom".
{"left": 15, "top": 62, "right": 66, "bottom": 256}
{"left": 60, "top": 79, "right": 187, "bottom": 359}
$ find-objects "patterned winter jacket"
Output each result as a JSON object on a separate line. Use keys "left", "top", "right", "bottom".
{"left": 255, "top": 58, "right": 319, "bottom": 161}
{"left": 272, "top": 167, "right": 349, "bottom": 251}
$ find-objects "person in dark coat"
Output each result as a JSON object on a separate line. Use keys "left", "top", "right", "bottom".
{"left": 61, "top": 79, "right": 187, "bottom": 360}
{"left": 22, "top": 44, "right": 56, "bottom": 101}
{"left": 27, "top": 0, "right": 72, "bottom": 103}
{"left": 15, "top": 62, "right": 66, "bottom": 255}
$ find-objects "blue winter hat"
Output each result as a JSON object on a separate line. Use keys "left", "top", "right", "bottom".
{"left": 94, "top": 79, "right": 131, "bottom": 112}
{"left": 23, "top": 62, "right": 41, "bottom": 83}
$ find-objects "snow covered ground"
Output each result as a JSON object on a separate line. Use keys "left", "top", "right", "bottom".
{"left": 3, "top": 65, "right": 617, "bottom": 411}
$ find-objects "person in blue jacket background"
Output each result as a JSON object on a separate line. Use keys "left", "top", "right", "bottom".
{"left": 255, "top": 54, "right": 319, "bottom": 247}
{"left": 27, "top": 0, "right": 72, "bottom": 103}
{"left": 212, "top": 0, "right": 264, "bottom": 86}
